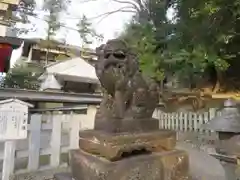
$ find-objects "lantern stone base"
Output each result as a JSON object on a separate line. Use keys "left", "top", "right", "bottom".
{"left": 70, "top": 149, "right": 190, "bottom": 180}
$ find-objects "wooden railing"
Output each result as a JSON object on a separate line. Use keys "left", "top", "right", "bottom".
{"left": 0, "top": 105, "right": 97, "bottom": 179}
{"left": 153, "top": 108, "right": 220, "bottom": 133}
{"left": 153, "top": 108, "right": 220, "bottom": 148}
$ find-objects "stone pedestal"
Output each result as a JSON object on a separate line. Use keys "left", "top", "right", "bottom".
{"left": 78, "top": 130, "right": 176, "bottom": 161}
{"left": 70, "top": 129, "right": 190, "bottom": 180}
{"left": 70, "top": 148, "right": 190, "bottom": 180}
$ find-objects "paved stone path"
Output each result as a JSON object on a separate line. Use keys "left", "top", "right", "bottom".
{"left": 177, "top": 142, "right": 226, "bottom": 180}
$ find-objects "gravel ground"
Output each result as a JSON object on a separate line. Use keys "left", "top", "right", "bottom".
{"left": 11, "top": 167, "right": 70, "bottom": 180}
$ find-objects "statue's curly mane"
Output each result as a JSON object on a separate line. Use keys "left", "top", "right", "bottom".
{"left": 95, "top": 39, "right": 139, "bottom": 94}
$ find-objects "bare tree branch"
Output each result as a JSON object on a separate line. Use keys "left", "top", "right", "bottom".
{"left": 132, "top": 0, "right": 146, "bottom": 10}
{"left": 95, "top": 9, "right": 136, "bottom": 24}
{"left": 79, "top": 0, "right": 142, "bottom": 11}
{"left": 78, "top": 0, "right": 141, "bottom": 24}
{"left": 111, "top": 0, "right": 140, "bottom": 11}
{"left": 88, "top": 6, "right": 137, "bottom": 20}
{"left": 79, "top": 0, "right": 98, "bottom": 3}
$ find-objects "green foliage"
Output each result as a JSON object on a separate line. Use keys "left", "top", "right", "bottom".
{"left": 120, "top": 22, "right": 164, "bottom": 81}
{"left": 162, "top": 0, "right": 239, "bottom": 86}
{"left": 163, "top": 45, "right": 229, "bottom": 82}
{"left": 1, "top": 60, "right": 44, "bottom": 90}
{"left": 43, "top": 0, "right": 68, "bottom": 38}
{"left": 77, "top": 15, "right": 103, "bottom": 46}
{"left": 7, "top": 0, "right": 37, "bottom": 35}
{"left": 119, "top": 0, "right": 240, "bottom": 90}
{"left": 42, "top": 0, "right": 70, "bottom": 63}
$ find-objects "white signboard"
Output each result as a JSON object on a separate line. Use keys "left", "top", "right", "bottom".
{"left": 0, "top": 99, "right": 33, "bottom": 141}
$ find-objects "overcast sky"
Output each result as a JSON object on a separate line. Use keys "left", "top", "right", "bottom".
{"left": 10, "top": 0, "right": 174, "bottom": 68}
{"left": 19, "top": 0, "right": 135, "bottom": 48}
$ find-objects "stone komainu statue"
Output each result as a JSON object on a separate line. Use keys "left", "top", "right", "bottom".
{"left": 69, "top": 39, "right": 190, "bottom": 180}
{"left": 94, "top": 39, "right": 160, "bottom": 132}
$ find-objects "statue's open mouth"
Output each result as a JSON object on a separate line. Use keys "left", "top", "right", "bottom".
{"left": 104, "top": 59, "right": 125, "bottom": 70}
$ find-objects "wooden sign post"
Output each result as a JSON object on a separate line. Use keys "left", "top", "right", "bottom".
{"left": 0, "top": 99, "right": 33, "bottom": 180}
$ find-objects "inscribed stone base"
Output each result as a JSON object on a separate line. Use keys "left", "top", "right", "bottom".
{"left": 94, "top": 118, "right": 160, "bottom": 133}
{"left": 70, "top": 149, "right": 190, "bottom": 180}
{"left": 79, "top": 130, "right": 176, "bottom": 161}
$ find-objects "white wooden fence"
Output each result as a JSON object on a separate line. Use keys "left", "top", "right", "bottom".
{"left": 0, "top": 105, "right": 96, "bottom": 179}
{"left": 154, "top": 108, "right": 220, "bottom": 133}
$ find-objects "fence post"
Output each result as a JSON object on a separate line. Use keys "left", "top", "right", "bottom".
{"left": 28, "top": 114, "right": 42, "bottom": 171}
{"left": 50, "top": 114, "right": 62, "bottom": 167}
{"left": 208, "top": 108, "right": 217, "bottom": 135}
{"left": 198, "top": 114, "right": 204, "bottom": 133}
{"left": 70, "top": 113, "right": 80, "bottom": 149}
{"left": 155, "top": 109, "right": 162, "bottom": 129}
{"left": 86, "top": 105, "right": 97, "bottom": 129}
{"left": 184, "top": 113, "right": 188, "bottom": 131}
{"left": 209, "top": 108, "right": 216, "bottom": 120}
{"left": 167, "top": 114, "right": 171, "bottom": 129}
{"left": 203, "top": 112, "right": 209, "bottom": 134}
{"left": 170, "top": 114, "right": 174, "bottom": 130}
{"left": 175, "top": 113, "right": 179, "bottom": 131}
{"left": 2, "top": 140, "right": 16, "bottom": 180}
{"left": 192, "top": 113, "right": 198, "bottom": 131}
{"left": 188, "top": 112, "right": 193, "bottom": 131}
{"left": 161, "top": 113, "right": 165, "bottom": 129}
{"left": 179, "top": 112, "right": 183, "bottom": 131}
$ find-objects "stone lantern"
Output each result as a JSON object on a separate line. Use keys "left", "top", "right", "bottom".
{"left": 202, "top": 99, "right": 240, "bottom": 153}
{"left": 202, "top": 99, "right": 240, "bottom": 179}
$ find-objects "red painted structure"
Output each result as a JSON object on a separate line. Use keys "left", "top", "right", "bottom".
{"left": 0, "top": 43, "right": 12, "bottom": 73}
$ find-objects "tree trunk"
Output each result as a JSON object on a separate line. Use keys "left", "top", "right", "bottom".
{"left": 45, "top": 50, "right": 49, "bottom": 65}
{"left": 213, "top": 69, "right": 223, "bottom": 93}
{"left": 45, "top": 28, "right": 51, "bottom": 65}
